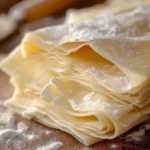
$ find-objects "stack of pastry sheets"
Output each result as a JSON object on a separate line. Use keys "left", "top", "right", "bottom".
{"left": 1, "top": 4, "right": 150, "bottom": 146}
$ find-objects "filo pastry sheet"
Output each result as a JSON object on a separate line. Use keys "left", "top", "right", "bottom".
{"left": 1, "top": 5, "right": 150, "bottom": 146}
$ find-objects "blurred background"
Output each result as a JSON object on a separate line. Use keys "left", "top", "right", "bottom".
{"left": 0, "top": 0, "right": 105, "bottom": 54}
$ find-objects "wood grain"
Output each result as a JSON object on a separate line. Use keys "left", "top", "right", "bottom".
{"left": 0, "top": 69, "right": 150, "bottom": 150}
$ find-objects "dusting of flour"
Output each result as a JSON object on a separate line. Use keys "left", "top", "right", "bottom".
{"left": 0, "top": 104, "right": 64, "bottom": 150}
{"left": 125, "top": 121, "right": 150, "bottom": 141}
{"left": 0, "top": 109, "right": 62, "bottom": 150}
{"left": 37, "top": 141, "right": 63, "bottom": 150}
{"left": 17, "top": 122, "right": 28, "bottom": 132}
{"left": 23, "top": 133, "right": 39, "bottom": 140}
{"left": 45, "top": 130, "right": 52, "bottom": 135}
{"left": 0, "top": 121, "right": 28, "bottom": 139}
{"left": 0, "top": 110, "right": 39, "bottom": 144}
{"left": 0, "top": 111, "right": 15, "bottom": 124}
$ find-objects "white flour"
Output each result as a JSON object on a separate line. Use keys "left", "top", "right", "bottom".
{"left": 45, "top": 130, "right": 52, "bottom": 135}
{"left": 17, "top": 122, "right": 28, "bottom": 132}
{"left": 0, "top": 110, "right": 62, "bottom": 150}
{"left": 0, "top": 110, "right": 38, "bottom": 143}
{"left": 37, "top": 141, "right": 63, "bottom": 150}
{"left": 110, "top": 144, "right": 118, "bottom": 149}
{"left": 0, "top": 111, "right": 15, "bottom": 124}
{"left": 23, "top": 133, "right": 38, "bottom": 140}
{"left": 126, "top": 128, "right": 145, "bottom": 141}
{"left": 0, "top": 106, "right": 64, "bottom": 150}
{"left": 27, "top": 134, "right": 37, "bottom": 140}
{"left": 0, "top": 121, "right": 28, "bottom": 139}
{"left": 0, "top": 128, "right": 22, "bottom": 138}
{"left": 125, "top": 121, "right": 150, "bottom": 141}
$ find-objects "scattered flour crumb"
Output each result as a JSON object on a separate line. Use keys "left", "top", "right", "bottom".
{"left": 0, "top": 128, "right": 22, "bottom": 138}
{"left": 125, "top": 121, "right": 150, "bottom": 141}
{"left": 45, "top": 131, "right": 52, "bottom": 135}
{"left": 25, "top": 133, "right": 38, "bottom": 140}
{"left": 0, "top": 109, "right": 41, "bottom": 149}
{"left": 0, "top": 122, "right": 28, "bottom": 139}
{"left": 27, "top": 134, "right": 37, "bottom": 140}
{"left": 17, "top": 122, "right": 28, "bottom": 132}
{"left": 17, "top": 122, "right": 39, "bottom": 141}
{"left": 110, "top": 144, "right": 118, "bottom": 149}
{"left": 126, "top": 128, "right": 145, "bottom": 141}
{"left": 37, "top": 141, "right": 63, "bottom": 150}
{"left": 0, "top": 111, "right": 15, "bottom": 124}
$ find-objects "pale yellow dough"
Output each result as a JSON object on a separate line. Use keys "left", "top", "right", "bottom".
{"left": 0, "top": 5, "right": 150, "bottom": 146}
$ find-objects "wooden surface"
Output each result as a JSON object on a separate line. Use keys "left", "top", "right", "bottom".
{"left": 0, "top": 63, "right": 150, "bottom": 150}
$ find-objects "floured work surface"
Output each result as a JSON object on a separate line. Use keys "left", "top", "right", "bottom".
{"left": 0, "top": 70, "right": 150, "bottom": 150}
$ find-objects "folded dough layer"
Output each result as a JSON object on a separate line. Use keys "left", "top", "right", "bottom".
{"left": 1, "top": 5, "right": 150, "bottom": 146}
